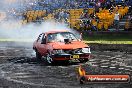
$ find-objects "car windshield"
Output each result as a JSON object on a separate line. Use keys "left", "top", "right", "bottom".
{"left": 47, "top": 32, "right": 78, "bottom": 42}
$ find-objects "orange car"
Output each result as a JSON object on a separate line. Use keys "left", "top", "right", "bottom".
{"left": 33, "top": 31, "right": 91, "bottom": 64}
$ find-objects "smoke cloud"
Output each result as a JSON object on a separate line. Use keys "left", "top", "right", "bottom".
{"left": 0, "top": 0, "right": 80, "bottom": 48}
{"left": 0, "top": 20, "right": 73, "bottom": 41}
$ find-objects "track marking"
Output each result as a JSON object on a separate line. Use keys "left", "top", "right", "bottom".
{"left": 14, "top": 72, "right": 31, "bottom": 75}
{"left": 92, "top": 64, "right": 98, "bottom": 67}
{"left": 99, "top": 55, "right": 108, "bottom": 57}
{"left": 101, "top": 66, "right": 109, "bottom": 68}
{"left": 106, "top": 56, "right": 111, "bottom": 58}
{"left": 0, "top": 70, "right": 60, "bottom": 87}
{"left": 0, "top": 56, "right": 20, "bottom": 58}
{"left": 11, "top": 75, "right": 46, "bottom": 79}
{"left": 89, "top": 59, "right": 99, "bottom": 62}
{"left": 109, "top": 67, "right": 116, "bottom": 69}
{"left": 58, "top": 66, "right": 68, "bottom": 68}
{"left": 100, "top": 60, "right": 110, "bottom": 62}
{"left": 125, "top": 66, "right": 132, "bottom": 68}
{"left": 101, "top": 63, "right": 110, "bottom": 65}
{"left": 118, "top": 68, "right": 124, "bottom": 70}
{"left": 111, "top": 64, "right": 118, "bottom": 66}
{"left": 124, "top": 69, "right": 131, "bottom": 71}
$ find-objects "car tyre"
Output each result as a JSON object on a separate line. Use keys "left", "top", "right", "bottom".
{"left": 63, "top": 60, "right": 69, "bottom": 64}
{"left": 36, "top": 50, "right": 42, "bottom": 60}
{"left": 79, "top": 59, "right": 88, "bottom": 63}
{"left": 45, "top": 53, "right": 53, "bottom": 64}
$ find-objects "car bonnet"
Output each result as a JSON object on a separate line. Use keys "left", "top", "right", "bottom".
{"left": 49, "top": 41, "right": 88, "bottom": 50}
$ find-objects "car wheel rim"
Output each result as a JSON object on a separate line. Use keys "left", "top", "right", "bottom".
{"left": 46, "top": 54, "right": 53, "bottom": 63}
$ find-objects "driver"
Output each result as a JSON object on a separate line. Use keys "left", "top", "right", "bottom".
{"left": 47, "top": 34, "right": 54, "bottom": 42}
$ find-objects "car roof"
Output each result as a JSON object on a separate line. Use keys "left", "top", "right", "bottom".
{"left": 44, "top": 30, "right": 69, "bottom": 34}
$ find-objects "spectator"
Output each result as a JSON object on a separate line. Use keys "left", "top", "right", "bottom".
{"left": 91, "top": 18, "right": 98, "bottom": 31}
{"left": 63, "top": 10, "right": 70, "bottom": 23}
{"left": 114, "top": 11, "right": 120, "bottom": 31}
{"left": 59, "top": 10, "right": 64, "bottom": 21}
{"left": 106, "top": 1, "right": 111, "bottom": 9}
{"left": 54, "top": 11, "right": 59, "bottom": 21}
{"left": 101, "top": 0, "right": 105, "bottom": 9}
{"left": 80, "top": 12, "right": 91, "bottom": 30}
{"left": 95, "top": 1, "right": 100, "bottom": 13}
{"left": 128, "top": 14, "right": 132, "bottom": 23}
{"left": 109, "top": 5, "right": 115, "bottom": 13}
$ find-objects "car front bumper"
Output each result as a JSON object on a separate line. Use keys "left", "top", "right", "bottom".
{"left": 51, "top": 53, "right": 91, "bottom": 61}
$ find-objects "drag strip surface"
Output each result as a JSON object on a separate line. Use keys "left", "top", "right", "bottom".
{"left": 0, "top": 45, "right": 132, "bottom": 88}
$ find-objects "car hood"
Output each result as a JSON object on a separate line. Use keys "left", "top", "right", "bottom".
{"left": 49, "top": 41, "right": 88, "bottom": 49}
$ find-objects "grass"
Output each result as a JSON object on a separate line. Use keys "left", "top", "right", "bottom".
{"left": 84, "top": 41, "right": 132, "bottom": 44}
{"left": 83, "top": 33, "right": 132, "bottom": 44}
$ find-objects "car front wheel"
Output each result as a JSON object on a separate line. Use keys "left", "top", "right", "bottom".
{"left": 45, "top": 53, "right": 53, "bottom": 64}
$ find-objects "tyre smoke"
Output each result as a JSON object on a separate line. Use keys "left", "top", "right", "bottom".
{"left": 0, "top": 0, "right": 80, "bottom": 47}
{"left": 0, "top": 20, "right": 73, "bottom": 41}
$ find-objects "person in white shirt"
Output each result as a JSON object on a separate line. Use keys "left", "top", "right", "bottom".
{"left": 114, "top": 11, "right": 120, "bottom": 30}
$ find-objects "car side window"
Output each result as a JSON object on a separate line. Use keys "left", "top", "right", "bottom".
{"left": 37, "top": 34, "right": 43, "bottom": 42}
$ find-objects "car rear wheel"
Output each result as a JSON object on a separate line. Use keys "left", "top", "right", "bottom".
{"left": 36, "top": 50, "right": 42, "bottom": 60}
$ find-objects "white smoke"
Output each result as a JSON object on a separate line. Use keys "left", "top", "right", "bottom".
{"left": 0, "top": 20, "right": 73, "bottom": 42}
{"left": 0, "top": 0, "right": 80, "bottom": 47}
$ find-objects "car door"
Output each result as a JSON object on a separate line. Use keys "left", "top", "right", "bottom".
{"left": 36, "top": 33, "right": 47, "bottom": 56}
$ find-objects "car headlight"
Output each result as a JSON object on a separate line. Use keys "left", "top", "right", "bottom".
{"left": 82, "top": 47, "right": 91, "bottom": 53}
{"left": 52, "top": 49, "right": 64, "bottom": 54}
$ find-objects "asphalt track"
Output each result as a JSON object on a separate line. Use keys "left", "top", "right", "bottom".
{"left": 0, "top": 42, "right": 132, "bottom": 88}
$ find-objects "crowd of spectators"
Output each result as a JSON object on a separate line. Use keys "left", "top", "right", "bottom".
{"left": 35, "top": 0, "right": 132, "bottom": 13}
{"left": 2, "top": 0, "right": 131, "bottom": 20}
{"left": 32, "top": 0, "right": 131, "bottom": 31}
{"left": 36, "top": 0, "right": 95, "bottom": 13}
{"left": 1, "top": 0, "right": 38, "bottom": 20}
{"left": 53, "top": 10, "right": 70, "bottom": 23}
{"left": 1, "top": 0, "right": 132, "bottom": 30}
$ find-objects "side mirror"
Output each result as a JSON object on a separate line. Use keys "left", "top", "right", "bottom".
{"left": 41, "top": 38, "right": 46, "bottom": 44}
